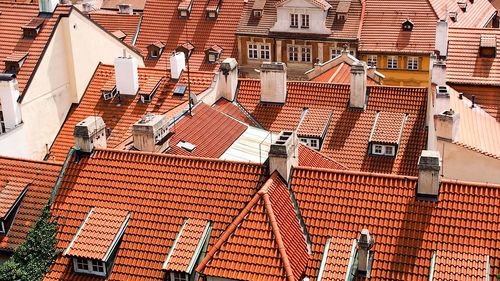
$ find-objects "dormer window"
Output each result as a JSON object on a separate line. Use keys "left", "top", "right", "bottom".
{"left": 290, "top": 13, "right": 298, "bottom": 27}
{"left": 176, "top": 42, "right": 195, "bottom": 59}
{"left": 402, "top": 19, "right": 414, "bottom": 31}
{"left": 252, "top": 0, "right": 265, "bottom": 18}
{"left": 4, "top": 52, "right": 29, "bottom": 74}
{"left": 449, "top": 11, "right": 458, "bottom": 22}
{"left": 178, "top": 0, "right": 194, "bottom": 18}
{"left": 206, "top": 0, "right": 221, "bottom": 19}
{"left": 112, "top": 30, "right": 127, "bottom": 41}
{"left": 297, "top": 108, "right": 333, "bottom": 151}
{"left": 147, "top": 41, "right": 165, "bottom": 59}
{"left": 22, "top": 18, "right": 44, "bottom": 39}
{"left": 253, "top": 9, "right": 263, "bottom": 18}
{"left": 336, "top": 0, "right": 350, "bottom": 22}
{"left": 205, "top": 45, "right": 223, "bottom": 63}
{"left": 368, "top": 111, "right": 407, "bottom": 158}
{"left": 0, "top": 181, "right": 28, "bottom": 236}
{"left": 336, "top": 13, "right": 346, "bottom": 22}
{"left": 64, "top": 207, "right": 130, "bottom": 278}
{"left": 479, "top": 34, "right": 497, "bottom": 58}
{"left": 457, "top": 1, "right": 467, "bottom": 12}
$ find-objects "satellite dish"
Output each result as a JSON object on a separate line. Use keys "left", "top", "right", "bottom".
{"left": 189, "top": 92, "right": 198, "bottom": 105}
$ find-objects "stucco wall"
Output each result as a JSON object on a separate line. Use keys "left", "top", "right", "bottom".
{"left": 0, "top": 125, "right": 28, "bottom": 158}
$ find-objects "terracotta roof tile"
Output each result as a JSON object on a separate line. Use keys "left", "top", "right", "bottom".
{"left": 64, "top": 207, "right": 129, "bottom": 261}
{"left": 291, "top": 167, "right": 500, "bottom": 281}
{"left": 178, "top": 0, "right": 193, "bottom": 10}
{"left": 433, "top": 250, "right": 489, "bottom": 281}
{"left": 48, "top": 64, "right": 214, "bottom": 162}
{"left": 237, "top": 79, "right": 428, "bottom": 176}
{"left": 446, "top": 85, "right": 500, "bottom": 122}
{"left": 0, "top": 156, "right": 61, "bottom": 251}
{"left": 446, "top": 28, "right": 500, "bottom": 86}
{"left": 22, "top": 17, "right": 44, "bottom": 29}
{"left": 369, "top": 111, "right": 406, "bottom": 144}
{"left": 310, "top": 62, "right": 379, "bottom": 85}
{"left": 101, "top": 0, "right": 146, "bottom": 11}
{"left": 111, "top": 29, "right": 126, "bottom": 40}
{"left": 276, "top": 0, "right": 331, "bottom": 10}
{"left": 3, "top": 51, "right": 28, "bottom": 63}
{"left": 88, "top": 11, "right": 142, "bottom": 45}
{"left": 206, "top": 0, "right": 221, "bottom": 11}
{"left": 428, "top": 0, "right": 496, "bottom": 27}
{"left": 213, "top": 98, "right": 258, "bottom": 127}
{"left": 0, "top": 181, "right": 27, "bottom": 219}
{"left": 317, "top": 236, "right": 353, "bottom": 281}
{"left": 298, "top": 143, "right": 347, "bottom": 170}
{"left": 297, "top": 108, "right": 333, "bottom": 138}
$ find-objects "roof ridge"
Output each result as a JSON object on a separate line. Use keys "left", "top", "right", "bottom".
{"left": 295, "top": 165, "right": 418, "bottom": 180}
{"left": 98, "top": 63, "right": 217, "bottom": 75}
{"left": 0, "top": 155, "right": 63, "bottom": 167}
{"left": 237, "top": 78, "right": 428, "bottom": 89}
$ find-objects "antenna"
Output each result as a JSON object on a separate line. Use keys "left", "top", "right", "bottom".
{"left": 184, "top": 19, "right": 193, "bottom": 116}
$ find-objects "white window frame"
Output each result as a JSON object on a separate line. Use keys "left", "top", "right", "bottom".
{"left": 289, "top": 45, "right": 312, "bottom": 63}
{"left": 290, "top": 13, "right": 298, "bottom": 27}
{"left": 387, "top": 56, "right": 398, "bottom": 69}
{"left": 260, "top": 44, "right": 270, "bottom": 60}
{"left": 0, "top": 221, "right": 5, "bottom": 234}
{"left": 407, "top": 56, "right": 418, "bottom": 70}
{"left": 253, "top": 10, "right": 262, "bottom": 17}
{"left": 367, "top": 55, "right": 377, "bottom": 67}
{"left": 73, "top": 258, "right": 106, "bottom": 277}
{"left": 208, "top": 53, "right": 216, "bottom": 62}
{"left": 248, "top": 43, "right": 258, "bottom": 59}
{"left": 288, "top": 45, "right": 299, "bottom": 61}
{"left": 372, "top": 144, "right": 396, "bottom": 156}
{"left": 301, "top": 14, "right": 309, "bottom": 28}
{"left": 170, "top": 272, "right": 189, "bottom": 281}
{"left": 300, "top": 138, "right": 320, "bottom": 149}
{"left": 301, "top": 46, "right": 311, "bottom": 62}
{"left": 330, "top": 47, "right": 354, "bottom": 59}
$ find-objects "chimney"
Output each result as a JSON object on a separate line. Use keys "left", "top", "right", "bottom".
{"left": 81, "top": 2, "right": 93, "bottom": 12}
{"left": 431, "top": 61, "right": 446, "bottom": 86}
{"left": 114, "top": 55, "right": 139, "bottom": 96}
{"left": 0, "top": 74, "right": 22, "bottom": 131}
{"left": 39, "top": 0, "right": 59, "bottom": 13}
{"left": 132, "top": 113, "right": 169, "bottom": 152}
{"left": 170, "top": 52, "right": 186, "bottom": 80}
{"left": 268, "top": 131, "right": 298, "bottom": 180}
{"left": 73, "top": 116, "right": 107, "bottom": 153}
{"left": 357, "top": 229, "right": 374, "bottom": 276}
{"left": 417, "top": 150, "right": 441, "bottom": 199}
{"left": 435, "top": 110, "right": 459, "bottom": 142}
{"left": 118, "top": 3, "right": 133, "bottom": 14}
{"left": 260, "top": 62, "right": 287, "bottom": 104}
{"left": 349, "top": 61, "right": 367, "bottom": 109}
{"left": 217, "top": 58, "right": 238, "bottom": 101}
{"left": 435, "top": 85, "right": 450, "bottom": 114}
{"left": 434, "top": 20, "right": 448, "bottom": 58}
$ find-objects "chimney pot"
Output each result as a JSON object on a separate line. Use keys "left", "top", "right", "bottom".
{"left": 268, "top": 131, "right": 298, "bottom": 180}
{"left": 73, "top": 116, "right": 107, "bottom": 153}
{"left": 349, "top": 61, "right": 367, "bottom": 109}
{"left": 435, "top": 20, "right": 449, "bottom": 58}
{"left": 417, "top": 150, "right": 441, "bottom": 199}
{"left": 114, "top": 56, "right": 139, "bottom": 95}
{"left": 132, "top": 113, "right": 169, "bottom": 152}
{"left": 260, "top": 62, "right": 287, "bottom": 104}
{"left": 357, "top": 229, "right": 374, "bottom": 275}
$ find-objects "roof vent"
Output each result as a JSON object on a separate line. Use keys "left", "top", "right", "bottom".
{"left": 178, "top": 0, "right": 194, "bottom": 18}
{"left": 118, "top": 3, "right": 133, "bottom": 14}
{"left": 176, "top": 140, "right": 196, "bottom": 152}
{"left": 4, "top": 52, "right": 29, "bottom": 74}
{"left": 205, "top": 45, "right": 223, "bottom": 63}
{"left": 457, "top": 1, "right": 467, "bottom": 11}
{"left": 356, "top": 229, "right": 374, "bottom": 277}
{"left": 147, "top": 41, "right": 166, "bottom": 59}
{"left": 81, "top": 2, "right": 93, "bottom": 12}
{"left": 402, "top": 19, "right": 414, "bottom": 31}
{"left": 206, "top": 0, "right": 221, "bottom": 19}
{"left": 175, "top": 42, "right": 195, "bottom": 59}
{"left": 449, "top": 11, "right": 458, "bottom": 22}
{"left": 132, "top": 113, "right": 170, "bottom": 152}
{"left": 74, "top": 116, "right": 107, "bottom": 153}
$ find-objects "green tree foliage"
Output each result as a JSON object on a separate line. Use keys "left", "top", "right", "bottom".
{"left": 0, "top": 205, "right": 59, "bottom": 281}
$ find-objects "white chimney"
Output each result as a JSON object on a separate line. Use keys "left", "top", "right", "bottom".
{"left": 435, "top": 85, "right": 450, "bottom": 114}
{"left": 73, "top": 116, "right": 106, "bottom": 153}
{"left": 118, "top": 3, "right": 133, "bottom": 14}
{"left": 170, "top": 52, "right": 186, "bottom": 80}
{"left": 417, "top": 150, "right": 441, "bottom": 199}
{"left": 217, "top": 58, "right": 238, "bottom": 101}
{"left": 268, "top": 131, "right": 298, "bottom": 181}
{"left": 39, "top": 0, "right": 59, "bottom": 13}
{"left": 114, "top": 55, "right": 139, "bottom": 96}
{"left": 350, "top": 61, "right": 367, "bottom": 109}
{"left": 260, "top": 62, "right": 287, "bottom": 104}
{"left": 435, "top": 20, "right": 448, "bottom": 58}
{"left": 0, "top": 74, "right": 22, "bottom": 131}
{"left": 81, "top": 2, "right": 93, "bottom": 12}
{"left": 132, "top": 113, "right": 169, "bottom": 152}
{"left": 431, "top": 61, "right": 447, "bottom": 86}
{"left": 357, "top": 229, "right": 374, "bottom": 275}
{"left": 435, "top": 110, "right": 459, "bottom": 142}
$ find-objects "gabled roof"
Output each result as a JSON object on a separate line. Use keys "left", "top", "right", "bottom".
{"left": 297, "top": 108, "right": 333, "bottom": 138}
{"left": 369, "top": 111, "right": 406, "bottom": 145}
{"left": 22, "top": 17, "right": 44, "bottom": 30}
{"left": 432, "top": 250, "right": 489, "bottom": 281}
{"left": 427, "top": 0, "right": 496, "bottom": 27}
{"left": 0, "top": 156, "right": 62, "bottom": 251}
{"left": 316, "top": 236, "right": 354, "bottom": 281}
{"left": 310, "top": 62, "right": 380, "bottom": 84}
{"left": 0, "top": 181, "right": 28, "bottom": 219}
{"left": 3, "top": 51, "right": 28, "bottom": 63}
{"left": 446, "top": 28, "right": 500, "bottom": 87}
{"left": 297, "top": 143, "right": 347, "bottom": 170}
{"left": 88, "top": 10, "right": 142, "bottom": 45}
{"left": 275, "top": 0, "right": 332, "bottom": 10}
{"left": 290, "top": 166, "right": 500, "bottom": 280}
{"left": 197, "top": 172, "right": 310, "bottom": 281}
{"left": 213, "top": 98, "right": 259, "bottom": 127}
{"left": 237, "top": 79, "right": 428, "bottom": 176}
{"left": 48, "top": 64, "right": 214, "bottom": 162}
{"left": 44, "top": 149, "right": 268, "bottom": 280}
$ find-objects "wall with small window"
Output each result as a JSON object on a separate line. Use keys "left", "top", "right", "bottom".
{"left": 247, "top": 42, "right": 271, "bottom": 61}
{"left": 73, "top": 258, "right": 106, "bottom": 277}
{"left": 287, "top": 44, "right": 312, "bottom": 63}
{"left": 300, "top": 137, "right": 321, "bottom": 150}
{"left": 269, "top": 0, "right": 331, "bottom": 35}
{"left": 369, "top": 143, "right": 397, "bottom": 157}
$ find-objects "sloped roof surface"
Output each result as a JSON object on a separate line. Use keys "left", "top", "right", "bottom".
{"left": 213, "top": 99, "right": 258, "bottom": 127}
{"left": 447, "top": 85, "right": 500, "bottom": 122}
{"left": 297, "top": 108, "right": 333, "bottom": 138}
{"left": 237, "top": 79, "right": 428, "bottom": 176}
{"left": 446, "top": 28, "right": 500, "bottom": 86}
{"left": 428, "top": 0, "right": 496, "bottom": 27}
{"left": 48, "top": 64, "right": 214, "bottom": 162}
{"left": 101, "top": 0, "right": 146, "bottom": 10}
{"left": 0, "top": 156, "right": 61, "bottom": 251}
{"left": 0, "top": 181, "right": 27, "bottom": 218}
{"left": 432, "top": 250, "right": 489, "bottom": 281}
{"left": 88, "top": 10, "right": 142, "bottom": 45}
{"left": 298, "top": 143, "right": 347, "bottom": 170}
{"left": 0, "top": 3, "right": 72, "bottom": 96}
{"left": 291, "top": 167, "right": 500, "bottom": 281}
{"left": 370, "top": 111, "right": 406, "bottom": 144}
{"left": 359, "top": 0, "right": 438, "bottom": 54}
{"left": 310, "top": 62, "right": 379, "bottom": 85}
{"left": 44, "top": 149, "right": 268, "bottom": 281}
{"left": 318, "top": 236, "right": 353, "bottom": 281}
{"left": 237, "top": 0, "right": 362, "bottom": 40}
{"left": 65, "top": 207, "right": 129, "bottom": 260}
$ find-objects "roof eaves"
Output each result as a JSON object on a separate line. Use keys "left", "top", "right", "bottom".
{"left": 63, "top": 206, "right": 95, "bottom": 256}
{"left": 102, "top": 211, "right": 130, "bottom": 262}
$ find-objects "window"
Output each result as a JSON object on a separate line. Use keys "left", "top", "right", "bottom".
{"left": 260, "top": 45, "right": 270, "bottom": 60}
{"left": 301, "top": 47, "right": 311, "bottom": 62}
{"left": 385, "top": 146, "right": 394, "bottom": 156}
{"left": 372, "top": 144, "right": 396, "bottom": 156}
{"left": 387, "top": 56, "right": 398, "bottom": 69}
{"left": 330, "top": 47, "right": 354, "bottom": 59}
{"left": 367, "top": 55, "right": 377, "bottom": 67}
{"left": 337, "top": 14, "right": 346, "bottom": 21}
{"left": 73, "top": 258, "right": 106, "bottom": 276}
{"left": 309, "top": 139, "right": 319, "bottom": 149}
{"left": 151, "top": 49, "right": 158, "bottom": 58}
{"left": 301, "top": 14, "right": 309, "bottom": 28}
{"left": 288, "top": 46, "right": 298, "bottom": 61}
{"left": 290, "top": 13, "right": 298, "bottom": 27}
{"left": 407, "top": 56, "right": 418, "bottom": 70}
{"left": 373, "top": 145, "right": 383, "bottom": 155}
{"left": 248, "top": 44, "right": 258, "bottom": 59}
{"left": 171, "top": 272, "right": 189, "bottom": 281}
{"left": 76, "top": 258, "right": 89, "bottom": 271}
{"left": 253, "top": 10, "right": 262, "bottom": 18}
{"left": 208, "top": 54, "right": 216, "bottom": 62}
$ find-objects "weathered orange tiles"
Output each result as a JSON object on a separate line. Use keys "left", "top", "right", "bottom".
{"left": 369, "top": 111, "right": 406, "bottom": 144}
{"left": 0, "top": 182, "right": 27, "bottom": 219}
{"left": 432, "top": 250, "right": 489, "bottom": 281}
{"left": 297, "top": 108, "right": 333, "bottom": 138}
{"left": 88, "top": 10, "right": 142, "bottom": 46}
{"left": 298, "top": 143, "right": 347, "bottom": 170}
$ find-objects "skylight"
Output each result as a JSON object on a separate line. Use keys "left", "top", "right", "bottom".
{"left": 173, "top": 85, "right": 187, "bottom": 97}
{"left": 177, "top": 141, "right": 196, "bottom": 152}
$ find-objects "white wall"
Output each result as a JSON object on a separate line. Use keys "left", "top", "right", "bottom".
{"left": 0, "top": 125, "right": 28, "bottom": 158}
{"left": 270, "top": 0, "right": 331, "bottom": 35}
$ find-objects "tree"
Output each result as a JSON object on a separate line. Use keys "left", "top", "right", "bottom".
{"left": 0, "top": 205, "right": 59, "bottom": 281}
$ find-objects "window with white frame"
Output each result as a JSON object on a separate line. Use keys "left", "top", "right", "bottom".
{"left": 290, "top": 14, "right": 298, "bottom": 27}
{"left": 301, "top": 14, "right": 310, "bottom": 28}
{"left": 367, "top": 55, "right": 377, "bottom": 67}
{"left": 260, "top": 45, "right": 270, "bottom": 60}
{"left": 288, "top": 45, "right": 312, "bottom": 63}
{"left": 301, "top": 47, "right": 311, "bottom": 62}
{"left": 248, "top": 44, "right": 258, "bottom": 59}
{"left": 300, "top": 138, "right": 320, "bottom": 149}
{"left": 0, "top": 221, "right": 5, "bottom": 234}
{"left": 387, "top": 56, "right": 398, "bottom": 69}
{"left": 407, "top": 56, "right": 418, "bottom": 70}
{"left": 73, "top": 258, "right": 106, "bottom": 277}
{"left": 371, "top": 144, "right": 396, "bottom": 156}
{"left": 170, "top": 272, "right": 189, "bottom": 281}
{"left": 330, "top": 48, "right": 354, "bottom": 59}
{"left": 288, "top": 46, "right": 298, "bottom": 61}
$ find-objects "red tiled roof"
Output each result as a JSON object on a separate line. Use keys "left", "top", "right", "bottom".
{"left": 359, "top": 0, "right": 438, "bottom": 54}
{"left": 432, "top": 250, "right": 489, "bottom": 281}
{"left": 206, "top": 0, "right": 221, "bottom": 11}
{"left": 64, "top": 207, "right": 129, "bottom": 261}
{"left": 167, "top": 103, "right": 247, "bottom": 158}
{"left": 428, "top": 0, "right": 496, "bottom": 27}
{"left": 297, "top": 108, "right": 333, "bottom": 138}
{"left": 310, "top": 62, "right": 379, "bottom": 85}
{"left": 22, "top": 17, "right": 44, "bottom": 29}
{"left": 237, "top": 79, "right": 428, "bottom": 176}
{"left": 275, "top": 0, "right": 331, "bottom": 10}
{"left": 0, "top": 181, "right": 27, "bottom": 219}
{"left": 101, "top": 0, "right": 146, "bottom": 11}
{"left": 317, "top": 236, "right": 353, "bottom": 281}
{"left": 48, "top": 64, "right": 214, "bottom": 162}
{"left": 0, "top": 156, "right": 62, "bottom": 251}
{"left": 3, "top": 51, "right": 29, "bottom": 63}
{"left": 0, "top": 3, "right": 72, "bottom": 95}
{"left": 150, "top": 40, "right": 166, "bottom": 49}
{"left": 135, "top": 0, "right": 244, "bottom": 72}
{"left": 178, "top": 0, "right": 193, "bottom": 10}
{"left": 44, "top": 149, "right": 268, "bottom": 281}
{"left": 198, "top": 172, "right": 310, "bottom": 281}
{"left": 291, "top": 167, "right": 500, "bottom": 281}
{"left": 447, "top": 84, "right": 500, "bottom": 122}
{"left": 163, "top": 218, "right": 210, "bottom": 272}
{"left": 446, "top": 28, "right": 500, "bottom": 86}
{"left": 298, "top": 143, "right": 347, "bottom": 170}
{"left": 213, "top": 98, "right": 258, "bottom": 127}
{"left": 88, "top": 11, "right": 142, "bottom": 45}
{"left": 369, "top": 111, "right": 406, "bottom": 144}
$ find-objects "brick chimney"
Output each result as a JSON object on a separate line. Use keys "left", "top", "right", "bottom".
{"left": 114, "top": 54, "right": 139, "bottom": 96}
{"left": 268, "top": 131, "right": 298, "bottom": 181}
{"left": 217, "top": 58, "right": 238, "bottom": 101}
{"left": 434, "top": 20, "right": 449, "bottom": 58}
{"left": 435, "top": 110, "right": 459, "bottom": 142}
{"left": 0, "top": 74, "right": 22, "bottom": 131}
{"left": 132, "top": 113, "right": 169, "bottom": 152}
{"left": 260, "top": 62, "right": 287, "bottom": 104}
{"left": 170, "top": 52, "right": 186, "bottom": 80}
{"left": 73, "top": 116, "right": 107, "bottom": 153}
{"left": 357, "top": 229, "right": 374, "bottom": 276}
{"left": 417, "top": 150, "right": 441, "bottom": 199}
{"left": 349, "top": 61, "right": 367, "bottom": 109}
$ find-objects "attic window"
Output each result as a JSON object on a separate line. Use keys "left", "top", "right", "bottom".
{"left": 297, "top": 108, "right": 333, "bottom": 150}
{"left": 4, "top": 52, "right": 29, "bottom": 74}
{"left": 336, "top": 0, "right": 350, "bottom": 21}
{"left": 177, "top": 140, "right": 196, "bottom": 152}
{"left": 178, "top": 0, "right": 194, "bottom": 18}
{"left": 457, "top": 1, "right": 467, "bottom": 11}
{"left": 206, "top": 0, "right": 221, "bottom": 19}
{"left": 253, "top": 10, "right": 263, "bottom": 18}
{"left": 205, "top": 45, "right": 223, "bottom": 63}
{"left": 176, "top": 42, "right": 195, "bottom": 59}
{"left": 449, "top": 11, "right": 458, "bottom": 22}
{"left": 479, "top": 34, "right": 497, "bottom": 58}
{"left": 147, "top": 41, "right": 165, "bottom": 59}
{"left": 402, "top": 20, "right": 413, "bottom": 31}
{"left": 252, "top": 0, "right": 266, "bottom": 18}
{"left": 0, "top": 181, "right": 28, "bottom": 236}
{"left": 118, "top": 3, "right": 133, "bottom": 14}
{"left": 173, "top": 85, "right": 187, "bottom": 96}
{"left": 368, "top": 111, "right": 407, "bottom": 158}
{"left": 22, "top": 18, "right": 44, "bottom": 39}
